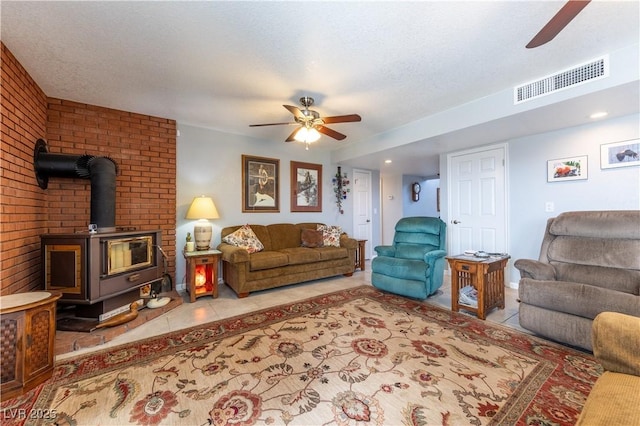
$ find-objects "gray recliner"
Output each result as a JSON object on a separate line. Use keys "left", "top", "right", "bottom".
{"left": 514, "top": 210, "right": 640, "bottom": 351}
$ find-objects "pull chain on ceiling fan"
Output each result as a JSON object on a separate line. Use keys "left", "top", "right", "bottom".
{"left": 250, "top": 97, "right": 361, "bottom": 149}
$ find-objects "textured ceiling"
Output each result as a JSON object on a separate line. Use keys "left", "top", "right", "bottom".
{"left": 2, "top": 1, "right": 638, "bottom": 176}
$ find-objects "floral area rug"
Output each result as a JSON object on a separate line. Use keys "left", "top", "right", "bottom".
{"left": 2, "top": 285, "right": 600, "bottom": 425}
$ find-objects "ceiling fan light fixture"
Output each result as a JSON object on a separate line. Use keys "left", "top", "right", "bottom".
{"left": 294, "top": 126, "right": 321, "bottom": 144}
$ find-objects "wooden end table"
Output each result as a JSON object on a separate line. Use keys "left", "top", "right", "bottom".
{"left": 446, "top": 254, "right": 510, "bottom": 320}
{"left": 355, "top": 239, "right": 367, "bottom": 271}
{"left": 183, "top": 249, "right": 221, "bottom": 302}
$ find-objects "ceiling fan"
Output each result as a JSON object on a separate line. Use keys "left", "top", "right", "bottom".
{"left": 249, "top": 97, "right": 361, "bottom": 146}
{"left": 526, "top": 0, "right": 590, "bottom": 48}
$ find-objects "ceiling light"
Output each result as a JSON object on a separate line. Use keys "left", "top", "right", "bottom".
{"left": 294, "top": 127, "right": 321, "bottom": 150}
{"left": 590, "top": 111, "right": 608, "bottom": 119}
{"left": 384, "top": 160, "right": 392, "bottom": 164}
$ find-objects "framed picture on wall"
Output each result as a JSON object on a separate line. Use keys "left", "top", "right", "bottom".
{"left": 290, "top": 161, "right": 322, "bottom": 212}
{"left": 600, "top": 139, "right": 640, "bottom": 169}
{"left": 547, "top": 155, "right": 588, "bottom": 182}
{"left": 242, "top": 155, "right": 279, "bottom": 212}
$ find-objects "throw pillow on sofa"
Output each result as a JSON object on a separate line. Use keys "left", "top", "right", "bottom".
{"left": 222, "top": 224, "right": 264, "bottom": 253}
{"left": 317, "top": 225, "right": 342, "bottom": 247}
{"left": 301, "top": 229, "right": 324, "bottom": 248}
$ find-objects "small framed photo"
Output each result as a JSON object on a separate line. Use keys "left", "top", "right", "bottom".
{"left": 600, "top": 139, "right": 639, "bottom": 169}
{"left": 547, "top": 155, "right": 588, "bottom": 182}
{"left": 290, "top": 161, "right": 322, "bottom": 212}
{"left": 242, "top": 155, "right": 279, "bottom": 212}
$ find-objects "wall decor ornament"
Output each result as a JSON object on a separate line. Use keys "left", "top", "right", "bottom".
{"left": 600, "top": 139, "right": 639, "bottom": 169}
{"left": 332, "top": 166, "right": 350, "bottom": 214}
{"left": 242, "top": 155, "right": 280, "bottom": 212}
{"left": 547, "top": 155, "right": 588, "bottom": 182}
{"left": 290, "top": 161, "right": 322, "bottom": 212}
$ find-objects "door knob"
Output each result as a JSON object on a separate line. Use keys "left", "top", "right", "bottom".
{"left": 366, "top": 219, "right": 371, "bottom": 223}
{"left": 452, "top": 220, "right": 461, "bottom": 224}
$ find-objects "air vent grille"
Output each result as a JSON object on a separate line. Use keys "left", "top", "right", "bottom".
{"left": 514, "top": 56, "right": 609, "bottom": 104}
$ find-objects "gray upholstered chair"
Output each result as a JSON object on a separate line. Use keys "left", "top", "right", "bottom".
{"left": 514, "top": 210, "right": 640, "bottom": 351}
{"left": 371, "top": 216, "right": 446, "bottom": 299}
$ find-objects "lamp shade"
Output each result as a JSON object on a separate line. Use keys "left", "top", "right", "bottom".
{"left": 294, "top": 127, "right": 321, "bottom": 143}
{"left": 185, "top": 196, "right": 219, "bottom": 220}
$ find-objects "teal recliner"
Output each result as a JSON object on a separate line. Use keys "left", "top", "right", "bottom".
{"left": 371, "top": 217, "right": 446, "bottom": 299}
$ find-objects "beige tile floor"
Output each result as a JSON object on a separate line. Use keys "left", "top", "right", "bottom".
{"left": 57, "top": 262, "right": 527, "bottom": 361}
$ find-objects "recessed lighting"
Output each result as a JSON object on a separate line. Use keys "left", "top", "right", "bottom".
{"left": 590, "top": 111, "right": 608, "bottom": 119}
{"left": 384, "top": 160, "right": 392, "bottom": 164}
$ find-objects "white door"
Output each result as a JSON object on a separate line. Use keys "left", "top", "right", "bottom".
{"left": 352, "top": 169, "right": 373, "bottom": 259}
{"left": 447, "top": 144, "right": 508, "bottom": 255}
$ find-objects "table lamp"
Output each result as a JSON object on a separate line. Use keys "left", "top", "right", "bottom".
{"left": 185, "top": 195, "right": 220, "bottom": 250}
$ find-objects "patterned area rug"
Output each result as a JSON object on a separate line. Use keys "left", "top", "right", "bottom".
{"left": 2, "top": 286, "right": 600, "bottom": 425}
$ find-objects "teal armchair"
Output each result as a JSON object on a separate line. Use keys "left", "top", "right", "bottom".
{"left": 371, "top": 217, "right": 446, "bottom": 299}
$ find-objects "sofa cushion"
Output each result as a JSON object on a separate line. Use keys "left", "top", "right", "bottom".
{"left": 301, "top": 229, "right": 324, "bottom": 248}
{"left": 267, "top": 224, "right": 302, "bottom": 250}
{"left": 317, "top": 224, "right": 342, "bottom": 247}
{"left": 395, "top": 244, "right": 438, "bottom": 260}
{"left": 249, "top": 251, "right": 288, "bottom": 271}
{"left": 279, "top": 247, "right": 322, "bottom": 265}
{"left": 518, "top": 278, "right": 640, "bottom": 319}
{"left": 316, "top": 246, "right": 349, "bottom": 261}
{"left": 549, "top": 210, "right": 640, "bottom": 239}
{"left": 371, "top": 257, "right": 430, "bottom": 281}
{"left": 547, "top": 236, "right": 640, "bottom": 270}
{"left": 222, "top": 225, "right": 264, "bottom": 253}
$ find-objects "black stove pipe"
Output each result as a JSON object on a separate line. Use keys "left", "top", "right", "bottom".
{"left": 33, "top": 139, "right": 118, "bottom": 232}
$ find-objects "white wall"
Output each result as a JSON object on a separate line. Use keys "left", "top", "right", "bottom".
{"left": 402, "top": 175, "right": 440, "bottom": 218}
{"left": 175, "top": 124, "right": 379, "bottom": 285}
{"left": 440, "top": 113, "right": 640, "bottom": 285}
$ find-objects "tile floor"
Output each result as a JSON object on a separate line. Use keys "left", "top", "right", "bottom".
{"left": 57, "top": 262, "right": 528, "bottom": 361}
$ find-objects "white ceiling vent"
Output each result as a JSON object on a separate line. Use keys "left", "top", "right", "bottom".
{"left": 514, "top": 55, "right": 609, "bottom": 104}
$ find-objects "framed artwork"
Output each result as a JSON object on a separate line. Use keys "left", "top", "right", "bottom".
{"left": 290, "top": 161, "right": 322, "bottom": 212}
{"left": 600, "top": 139, "right": 640, "bottom": 169}
{"left": 242, "top": 155, "right": 279, "bottom": 212}
{"left": 547, "top": 155, "right": 588, "bottom": 182}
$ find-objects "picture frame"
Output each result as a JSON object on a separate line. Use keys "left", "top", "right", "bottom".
{"left": 290, "top": 161, "right": 322, "bottom": 212}
{"left": 547, "top": 155, "right": 588, "bottom": 182}
{"left": 242, "top": 155, "right": 279, "bottom": 212}
{"left": 600, "top": 139, "right": 640, "bottom": 169}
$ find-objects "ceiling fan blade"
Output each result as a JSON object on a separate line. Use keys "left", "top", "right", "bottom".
{"left": 322, "top": 114, "right": 362, "bottom": 124}
{"left": 526, "top": 0, "right": 590, "bottom": 49}
{"left": 283, "top": 105, "right": 305, "bottom": 119}
{"left": 249, "top": 122, "right": 297, "bottom": 127}
{"left": 285, "top": 127, "right": 301, "bottom": 142}
{"left": 317, "top": 125, "right": 347, "bottom": 141}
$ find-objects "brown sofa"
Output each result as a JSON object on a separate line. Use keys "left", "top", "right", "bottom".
{"left": 575, "top": 312, "right": 640, "bottom": 426}
{"left": 514, "top": 210, "right": 640, "bottom": 350}
{"left": 217, "top": 223, "right": 357, "bottom": 298}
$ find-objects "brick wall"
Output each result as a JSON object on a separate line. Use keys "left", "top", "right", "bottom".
{"left": 1, "top": 42, "right": 177, "bottom": 295}
{"left": 45, "top": 99, "right": 177, "bottom": 281}
{"left": 1, "top": 43, "right": 49, "bottom": 295}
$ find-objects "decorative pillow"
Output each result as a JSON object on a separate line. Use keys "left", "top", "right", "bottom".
{"left": 301, "top": 229, "right": 324, "bottom": 248}
{"left": 317, "top": 225, "right": 342, "bottom": 247}
{"left": 222, "top": 224, "right": 264, "bottom": 253}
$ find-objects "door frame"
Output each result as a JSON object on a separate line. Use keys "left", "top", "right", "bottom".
{"left": 445, "top": 143, "right": 510, "bottom": 259}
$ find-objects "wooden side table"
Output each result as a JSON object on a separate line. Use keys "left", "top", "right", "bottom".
{"left": 446, "top": 254, "right": 510, "bottom": 320}
{"left": 355, "top": 239, "right": 367, "bottom": 271}
{"left": 183, "top": 249, "right": 221, "bottom": 302}
{"left": 0, "top": 291, "right": 61, "bottom": 401}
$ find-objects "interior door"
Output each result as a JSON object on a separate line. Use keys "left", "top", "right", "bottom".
{"left": 352, "top": 169, "right": 373, "bottom": 259}
{"left": 448, "top": 145, "right": 508, "bottom": 255}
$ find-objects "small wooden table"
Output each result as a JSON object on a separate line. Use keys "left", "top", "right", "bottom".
{"left": 183, "top": 249, "right": 221, "bottom": 302}
{"left": 0, "top": 291, "right": 61, "bottom": 401}
{"left": 355, "top": 239, "right": 367, "bottom": 271}
{"left": 446, "top": 254, "right": 510, "bottom": 320}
